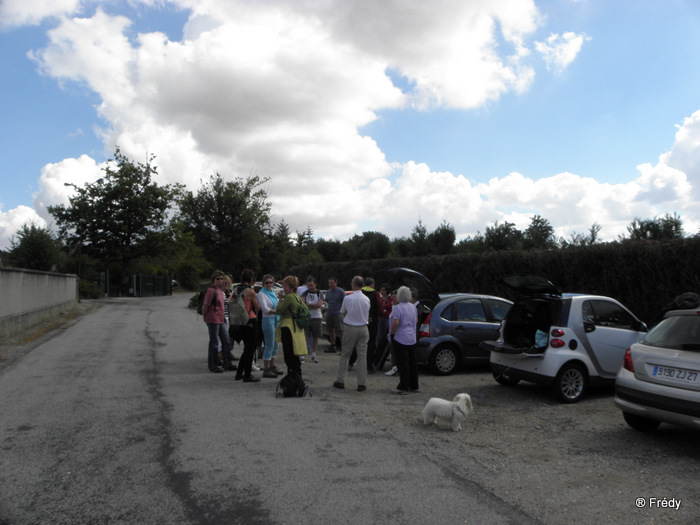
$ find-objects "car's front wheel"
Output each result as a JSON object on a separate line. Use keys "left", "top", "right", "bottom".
{"left": 428, "top": 345, "right": 459, "bottom": 375}
{"left": 623, "top": 412, "right": 661, "bottom": 431}
{"left": 551, "top": 363, "right": 587, "bottom": 403}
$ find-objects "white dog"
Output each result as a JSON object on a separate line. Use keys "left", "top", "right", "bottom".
{"left": 421, "top": 393, "right": 473, "bottom": 432}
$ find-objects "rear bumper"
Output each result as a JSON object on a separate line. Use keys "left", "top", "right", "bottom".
{"left": 414, "top": 339, "right": 432, "bottom": 363}
{"left": 490, "top": 362, "right": 552, "bottom": 385}
{"left": 481, "top": 340, "right": 544, "bottom": 356}
{"left": 614, "top": 368, "right": 700, "bottom": 429}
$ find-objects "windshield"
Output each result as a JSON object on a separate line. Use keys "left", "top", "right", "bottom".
{"left": 643, "top": 314, "right": 700, "bottom": 351}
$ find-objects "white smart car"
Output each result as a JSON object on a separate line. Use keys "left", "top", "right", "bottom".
{"left": 482, "top": 275, "right": 648, "bottom": 403}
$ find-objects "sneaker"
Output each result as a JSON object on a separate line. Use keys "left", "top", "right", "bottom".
{"left": 271, "top": 365, "right": 284, "bottom": 376}
{"left": 333, "top": 381, "right": 345, "bottom": 389}
{"left": 357, "top": 385, "right": 366, "bottom": 392}
{"left": 210, "top": 368, "right": 223, "bottom": 374}
{"left": 392, "top": 389, "right": 409, "bottom": 395}
{"left": 243, "top": 375, "right": 261, "bottom": 383}
{"left": 299, "top": 356, "right": 305, "bottom": 363}
{"left": 251, "top": 362, "right": 261, "bottom": 372}
{"left": 311, "top": 355, "right": 319, "bottom": 363}
{"left": 263, "top": 367, "right": 277, "bottom": 378}
{"left": 385, "top": 366, "right": 398, "bottom": 376}
{"left": 324, "top": 345, "right": 336, "bottom": 353}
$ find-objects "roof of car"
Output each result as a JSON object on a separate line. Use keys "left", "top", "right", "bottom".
{"left": 663, "top": 309, "right": 700, "bottom": 317}
{"left": 438, "top": 292, "right": 512, "bottom": 303}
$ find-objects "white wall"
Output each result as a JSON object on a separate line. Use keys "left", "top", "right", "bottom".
{"left": 0, "top": 268, "right": 78, "bottom": 339}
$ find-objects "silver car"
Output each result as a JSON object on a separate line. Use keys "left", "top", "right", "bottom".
{"left": 416, "top": 294, "right": 512, "bottom": 375}
{"left": 614, "top": 309, "right": 700, "bottom": 431}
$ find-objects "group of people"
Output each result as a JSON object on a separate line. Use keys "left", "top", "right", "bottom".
{"left": 202, "top": 269, "right": 313, "bottom": 382}
{"left": 202, "top": 270, "right": 422, "bottom": 394}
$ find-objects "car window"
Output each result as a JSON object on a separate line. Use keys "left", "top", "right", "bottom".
{"left": 453, "top": 298, "right": 487, "bottom": 322}
{"left": 643, "top": 315, "right": 700, "bottom": 351}
{"left": 584, "top": 300, "right": 636, "bottom": 330}
{"left": 485, "top": 298, "right": 511, "bottom": 321}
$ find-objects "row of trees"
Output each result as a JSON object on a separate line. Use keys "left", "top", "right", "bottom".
{"left": 1, "top": 148, "right": 694, "bottom": 295}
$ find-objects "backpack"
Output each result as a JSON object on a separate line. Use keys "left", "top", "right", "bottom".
{"left": 196, "top": 286, "right": 217, "bottom": 315}
{"left": 275, "top": 370, "right": 310, "bottom": 398}
{"left": 229, "top": 284, "right": 250, "bottom": 326}
{"left": 293, "top": 294, "right": 312, "bottom": 329}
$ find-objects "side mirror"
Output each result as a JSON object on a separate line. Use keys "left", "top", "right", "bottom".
{"left": 583, "top": 320, "right": 596, "bottom": 333}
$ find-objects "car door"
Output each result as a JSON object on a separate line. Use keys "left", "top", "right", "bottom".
{"left": 447, "top": 298, "right": 501, "bottom": 359}
{"left": 581, "top": 299, "right": 646, "bottom": 375}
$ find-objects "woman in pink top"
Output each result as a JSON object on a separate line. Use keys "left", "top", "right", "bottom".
{"left": 202, "top": 270, "right": 235, "bottom": 373}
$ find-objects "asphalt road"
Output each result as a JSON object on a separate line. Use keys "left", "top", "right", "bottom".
{"left": 0, "top": 294, "right": 538, "bottom": 525}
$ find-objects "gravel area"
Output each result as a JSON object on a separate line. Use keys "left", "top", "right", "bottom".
{"left": 312, "top": 350, "right": 699, "bottom": 524}
{"left": 3, "top": 299, "right": 698, "bottom": 525}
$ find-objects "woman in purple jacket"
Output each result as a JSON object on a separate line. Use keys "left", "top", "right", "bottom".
{"left": 389, "top": 286, "right": 419, "bottom": 394}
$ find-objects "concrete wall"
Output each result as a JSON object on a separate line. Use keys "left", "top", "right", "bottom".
{"left": 0, "top": 267, "right": 78, "bottom": 340}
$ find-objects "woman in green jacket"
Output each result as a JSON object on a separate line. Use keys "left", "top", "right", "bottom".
{"left": 276, "top": 275, "right": 308, "bottom": 375}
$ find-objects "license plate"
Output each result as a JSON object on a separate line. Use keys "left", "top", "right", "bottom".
{"left": 652, "top": 365, "right": 700, "bottom": 384}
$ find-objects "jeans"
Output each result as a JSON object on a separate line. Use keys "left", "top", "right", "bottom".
{"left": 207, "top": 323, "right": 232, "bottom": 370}
{"left": 237, "top": 318, "right": 258, "bottom": 377}
{"left": 261, "top": 316, "right": 279, "bottom": 360}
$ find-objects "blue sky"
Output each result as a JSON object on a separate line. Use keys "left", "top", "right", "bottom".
{"left": 1, "top": 0, "right": 700, "bottom": 251}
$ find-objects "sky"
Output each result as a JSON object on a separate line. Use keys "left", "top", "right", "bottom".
{"left": 2, "top": 0, "right": 700, "bottom": 252}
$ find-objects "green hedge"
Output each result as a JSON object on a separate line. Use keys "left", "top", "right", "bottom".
{"left": 291, "top": 237, "right": 700, "bottom": 325}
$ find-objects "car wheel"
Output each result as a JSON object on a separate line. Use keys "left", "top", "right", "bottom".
{"left": 492, "top": 369, "right": 520, "bottom": 386}
{"left": 428, "top": 345, "right": 459, "bottom": 375}
{"left": 551, "top": 363, "right": 587, "bottom": 403}
{"left": 623, "top": 412, "right": 661, "bottom": 431}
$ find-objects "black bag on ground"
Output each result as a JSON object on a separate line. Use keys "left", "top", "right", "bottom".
{"left": 275, "top": 370, "right": 310, "bottom": 398}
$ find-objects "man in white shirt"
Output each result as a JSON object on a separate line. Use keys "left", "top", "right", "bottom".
{"left": 333, "top": 276, "right": 371, "bottom": 392}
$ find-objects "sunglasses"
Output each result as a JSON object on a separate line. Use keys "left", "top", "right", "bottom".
{"left": 215, "top": 277, "right": 224, "bottom": 280}
{"left": 264, "top": 281, "right": 273, "bottom": 285}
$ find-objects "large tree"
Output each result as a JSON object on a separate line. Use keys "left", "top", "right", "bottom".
{"left": 624, "top": 213, "right": 684, "bottom": 241}
{"left": 484, "top": 221, "right": 523, "bottom": 251}
{"left": 523, "top": 215, "right": 556, "bottom": 250}
{"left": 177, "top": 173, "right": 271, "bottom": 272}
{"left": 428, "top": 221, "right": 456, "bottom": 255}
{"left": 49, "top": 148, "right": 180, "bottom": 292}
{"left": 6, "top": 222, "right": 64, "bottom": 271}
{"left": 340, "top": 231, "right": 391, "bottom": 260}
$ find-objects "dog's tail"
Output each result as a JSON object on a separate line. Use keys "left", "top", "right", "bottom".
{"left": 466, "top": 395, "right": 473, "bottom": 411}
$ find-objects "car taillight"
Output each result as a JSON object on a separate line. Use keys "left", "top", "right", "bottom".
{"left": 622, "top": 347, "right": 634, "bottom": 372}
{"left": 550, "top": 339, "right": 565, "bottom": 348}
{"left": 419, "top": 314, "right": 431, "bottom": 337}
{"left": 551, "top": 329, "right": 565, "bottom": 337}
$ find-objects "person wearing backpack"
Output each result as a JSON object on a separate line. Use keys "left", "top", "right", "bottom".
{"left": 202, "top": 270, "right": 236, "bottom": 373}
{"left": 275, "top": 275, "right": 308, "bottom": 376}
{"left": 234, "top": 269, "right": 261, "bottom": 383}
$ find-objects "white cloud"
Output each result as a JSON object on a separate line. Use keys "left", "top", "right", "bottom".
{"left": 0, "top": 0, "right": 82, "bottom": 28}
{"left": 0, "top": 206, "right": 46, "bottom": 251}
{"left": 3, "top": 0, "right": 699, "bottom": 253}
{"left": 535, "top": 31, "right": 590, "bottom": 74}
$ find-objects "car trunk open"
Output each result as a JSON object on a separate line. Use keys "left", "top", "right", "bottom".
{"left": 483, "top": 275, "right": 564, "bottom": 353}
